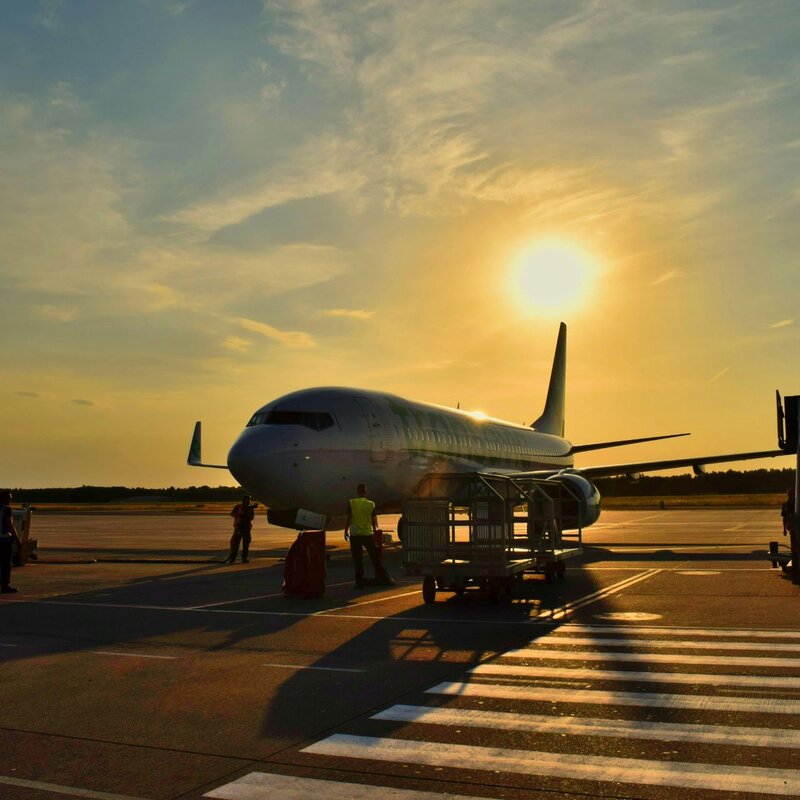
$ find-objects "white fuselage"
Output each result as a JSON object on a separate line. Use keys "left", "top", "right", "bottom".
{"left": 227, "top": 387, "right": 574, "bottom": 526}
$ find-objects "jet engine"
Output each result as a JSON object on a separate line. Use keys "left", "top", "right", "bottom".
{"left": 546, "top": 471, "right": 601, "bottom": 529}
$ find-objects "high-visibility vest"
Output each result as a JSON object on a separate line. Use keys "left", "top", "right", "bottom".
{"left": 348, "top": 497, "right": 375, "bottom": 536}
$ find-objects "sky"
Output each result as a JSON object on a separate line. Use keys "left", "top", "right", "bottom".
{"left": 2, "top": 0, "right": 799, "bottom": 488}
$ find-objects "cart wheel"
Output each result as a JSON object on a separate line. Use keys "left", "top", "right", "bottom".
{"left": 397, "top": 516, "right": 405, "bottom": 544}
{"left": 450, "top": 583, "right": 466, "bottom": 596}
{"left": 556, "top": 561, "right": 566, "bottom": 580}
{"left": 782, "top": 563, "right": 791, "bottom": 575}
{"left": 544, "top": 562, "right": 556, "bottom": 584}
{"left": 422, "top": 575, "right": 437, "bottom": 604}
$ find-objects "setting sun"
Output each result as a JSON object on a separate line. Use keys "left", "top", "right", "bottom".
{"left": 510, "top": 240, "right": 598, "bottom": 316}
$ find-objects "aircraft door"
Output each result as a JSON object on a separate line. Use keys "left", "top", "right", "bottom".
{"left": 354, "top": 396, "right": 391, "bottom": 463}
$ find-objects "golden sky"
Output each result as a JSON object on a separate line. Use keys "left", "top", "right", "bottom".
{"left": 2, "top": 1, "right": 799, "bottom": 487}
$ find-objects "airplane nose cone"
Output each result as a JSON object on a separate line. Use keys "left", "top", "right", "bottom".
{"left": 227, "top": 428, "right": 279, "bottom": 492}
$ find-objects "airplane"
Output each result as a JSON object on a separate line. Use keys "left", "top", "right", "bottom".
{"left": 188, "top": 323, "right": 787, "bottom": 531}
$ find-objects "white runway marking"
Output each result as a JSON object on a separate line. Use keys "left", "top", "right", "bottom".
{"left": 526, "top": 635, "right": 800, "bottom": 653}
{"left": 187, "top": 580, "right": 359, "bottom": 608}
{"left": 315, "top": 588, "right": 422, "bottom": 613}
{"left": 0, "top": 774, "right": 148, "bottom": 800}
{"left": 428, "top": 680, "right": 800, "bottom": 714}
{"left": 263, "top": 663, "right": 365, "bottom": 673}
{"left": 0, "top": 643, "right": 17, "bottom": 647}
{"left": 593, "top": 612, "right": 663, "bottom": 621}
{"left": 469, "top": 662, "right": 800, "bottom": 689}
{"left": 554, "top": 623, "right": 800, "bottom": 639}
{"left": 303, "top": 734, "right": 800, "bottom": 795}
{"left": 504, "top": 647, "right": 800, "bottom": 668}
{"left": 204, "top": 771, "right": 479, "bottom": 800}
{"left": 675, "top": 570, "right": 721, "bottom": 575}
{"left": 375, "top": 704, "right": 800, "bottom": 749}
{"left": 91, "top": 651, "right": 177, "bottom": 660}
{"left": 550, "top": 569, "right": 661, "bottom": 619}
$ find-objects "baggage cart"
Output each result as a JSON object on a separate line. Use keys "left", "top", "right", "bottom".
{"left": 402, "top": 473, "right": 582, "bottom": 603}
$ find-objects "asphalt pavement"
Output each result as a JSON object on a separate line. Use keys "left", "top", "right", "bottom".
{"left": 1, "top": 509, "right": 799, "bottom": 800}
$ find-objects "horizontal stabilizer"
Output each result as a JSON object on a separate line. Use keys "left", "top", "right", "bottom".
{"left": 570, "top": 432, "right": 690, "bottom": 454}
{"left": 187, "top": 421, "right": 229, "bottom": 470}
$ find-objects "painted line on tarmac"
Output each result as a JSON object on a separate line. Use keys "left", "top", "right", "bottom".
{"left": 303, "top": 734, "right": 800, "bottom": 796}
{"left": 263, "top": 663, "right": 365, "bottom": 673}
{"left": 603, "top": 513, "right": 662, "bottom": 526}
{"left": 186, "top": 580, "right": 357, "bottom": 609}
{"left": 557, "top": 623, "right": 800, "bottom": 638}
{"left": 428, "top": 681, "right": 800, "bottom": 714}
{"left": 469, "top": 662, "right": 800, "bottom": 689}
{"left": 549, "top": 569, "right": 661, "bottom": 620}
{"left": 525, "top": 635, "right": 800, "bottom": 653}
{"left": 91, "top": 651, "right": 178, "bottom": 660}
{"left": 205, "top": 771, "right": 477, "bottom": 800}
{"left": 33, "top": 599, "right": 677, "bottom": 629}
{"left": 314, "top": 588, "right": 422, "bottom": 614}
{"left": 0, "top": 643, "right": 17, "bottom": 647}
{"left": 503, "top": 648, "right": 800, "bottom": 668}
{"left": 0, "top": 774, "right": 148, "bottom": 800}
{"left": 375, "top": 704, "right": 800, "bottom": 749}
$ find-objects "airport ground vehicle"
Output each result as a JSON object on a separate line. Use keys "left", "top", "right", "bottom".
{"left": 401, "top": 472, "right": 582, "bottom": 602}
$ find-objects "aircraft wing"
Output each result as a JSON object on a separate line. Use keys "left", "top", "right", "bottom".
{"left": 577, "top": 448, "right": 786, "bottom": 479}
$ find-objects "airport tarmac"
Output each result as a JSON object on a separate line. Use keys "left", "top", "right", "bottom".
{"left": 1, "top": 508, "right": 800, "bottom": 800}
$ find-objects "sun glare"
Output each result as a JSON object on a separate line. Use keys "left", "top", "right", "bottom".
{"left": 510, "top": 239, "right": 597, "bottom": 316}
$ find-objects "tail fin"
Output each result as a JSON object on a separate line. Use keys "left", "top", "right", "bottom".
{"left": 531, "top": 322, "right": 566, "bottom": 436}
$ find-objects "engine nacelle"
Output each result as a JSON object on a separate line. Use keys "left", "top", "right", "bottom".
{"left": 545, "top": 471, "right": 602, "bottom": 529}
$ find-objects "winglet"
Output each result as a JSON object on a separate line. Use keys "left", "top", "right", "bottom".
{"left": 531, "top": 322, "right": 567, "bottom": 437}
{"left": 188, "top": 421, "right": 202, "bottom": 466}
{"left": 187, "top": 421, "right": 229, "bottom": 470}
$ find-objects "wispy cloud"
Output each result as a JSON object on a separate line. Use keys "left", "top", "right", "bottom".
{"left": 770, "top": 318, "right": 795, "bottom": 329}
{"left": 223, "top": 336, "right": 253, "bottom": 352}
{"left": 234, "top": 317, "right": 315, "bottom": 349}
{"left": 653, "top": 270, "right": 681, "bottom": 286}
{"left": 17, "top": 391, "right": 41, "bottom": 399}
{"left": 708, "top": 367, "right": 730, "bottom": 383}
{"left": 165, "top": 136, "right": 366, "bottom": 236}
{"left": 71, "top": 398, "right": 95, "bottom": 406}
{"left": 35, "top": 304, "right": 78, "bottom": 322}
{"left": 322, "top": 308, "right": 375, "bottom": 320}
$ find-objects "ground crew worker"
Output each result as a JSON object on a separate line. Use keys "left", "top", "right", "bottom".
{"left": 226, "top": 495, "right": 256, "bottom": 564}
{"left": 0, "top": 491, "right": 21, "bottom": 593}
{"left": 783, "top": 488, "right": 796, "bottom": 536}
{"left": 344, "top": 484, "right": 393, "bottom": 589}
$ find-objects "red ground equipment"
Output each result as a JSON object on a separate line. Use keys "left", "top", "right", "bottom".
{"left": 282, "top": 530, "right": 326, "bottom": 598}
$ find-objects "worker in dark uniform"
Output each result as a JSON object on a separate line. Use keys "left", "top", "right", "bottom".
{"left": 226, "top": 495, "right": 256, "bottom": 564}
{"left": 344, "top": 483, "right": 393, "bottom": 589}
{"left": 783, "top": 488, "right": 796, "bottom": 536}
{"left": 0, "top": 491, "right": 21, "bottom": 593}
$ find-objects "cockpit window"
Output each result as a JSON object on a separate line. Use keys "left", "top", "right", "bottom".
{"left": 247, "top": 411, "right": 335, "bottom": 430}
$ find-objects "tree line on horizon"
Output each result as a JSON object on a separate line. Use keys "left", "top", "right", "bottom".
{"left": 10, "top": 485, "right": 243, "bottom": 503}
{"left": 8, "top": 468, "right": 796, "bottom": 503}
{"left": 595, "top": 468, "right": 795, "bottom": 497}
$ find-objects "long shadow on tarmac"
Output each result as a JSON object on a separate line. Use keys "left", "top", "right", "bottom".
{"left": 0, "top": 542, "right": 610, "bottom": 757}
